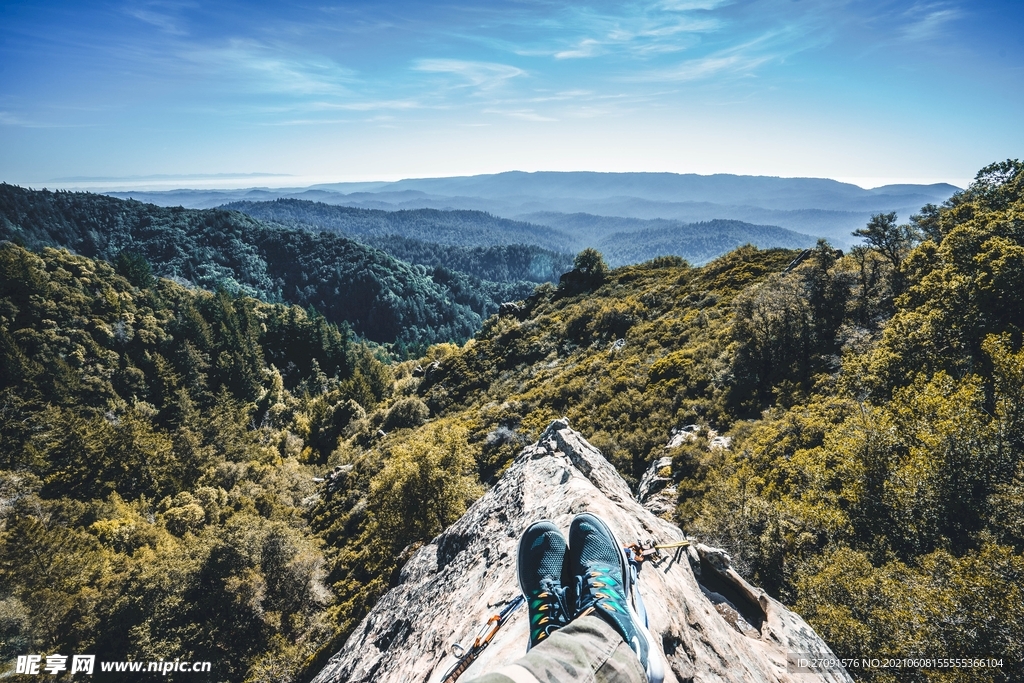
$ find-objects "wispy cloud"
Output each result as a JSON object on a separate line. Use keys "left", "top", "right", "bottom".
{"left": 124, "top": 1, "right": 195, "bottom": 36}
{"left": 466, "top": 0, "right": 725, "bottom": 63}
{"left": 0, "top": 111, "right": 88, "bottom": 128}
{"left": 259, "top": 118, "right": 354, "bottom": 127}
{"left": 0, "top": 111, "right": 34, "bottom": 127}
{"left": 902, "top": 3, "right": 962, "bottom": 41}
{"left": 483, "top": 108, "right": 557, "bottom": 122}
{"left": 523, "top": 90, "right": 596, "bottom": 103}
{"left": 555, "top": 39, "right": 604, "bottom": 60}
{"left": 413, "top": 59, "right": 525, "bottom": 89}
{"left": 314, "top": 99, "right": 424, "bottom": 112}
{"left": 653, "top": 49, "right": 774, "bottom": 81}
{"left": 181, "top": 40, "right": 357, "bottom": 97}
{"left": 641, "top": 21, "right": 823, "bottom": 82}
{"left": 656, "top": 0, "right": 734, "bottom": 10}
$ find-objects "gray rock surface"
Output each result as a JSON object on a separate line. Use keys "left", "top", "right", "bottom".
{"left": 312, "top": 419, "right": 852, "bottom": 683}
{"left": 638, "top": 456, "right": 676, "bottom": 519}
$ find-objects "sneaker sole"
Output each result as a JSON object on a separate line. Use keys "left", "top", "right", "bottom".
{"left": 575, "top": 513, "right": 665, "bottom": 683}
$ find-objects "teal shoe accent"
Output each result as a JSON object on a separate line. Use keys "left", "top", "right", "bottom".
{"left": 517, "top": 520, "right": 571, "bottom": 649}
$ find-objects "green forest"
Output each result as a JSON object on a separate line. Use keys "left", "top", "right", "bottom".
{"left": 594, "top": 217, "right": 816, "bottom": 266}
{"left": 2, "top": 160, "right": 1022, "bottom": 682}
{"left": 346, "top": 236, "right": 573, "bottom": 285}
{"left": 220, "top": 199, "right": 575, "bottom": 283}
{"left": 226, "top": 197, "right": 820, "bottom": 268}
{"left": 0, "top": 185, "right": 551, "bottom": 354}
{"left": 220, "top": 200, "right": 572, "bottom": 251}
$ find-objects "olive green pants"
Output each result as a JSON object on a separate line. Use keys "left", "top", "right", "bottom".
{"left": 466, "top": 615, "right": 645, "bottom": 683}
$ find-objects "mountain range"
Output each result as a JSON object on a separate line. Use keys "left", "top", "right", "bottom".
{"left": 223, "top": 198, "right": 816, "bottom": 266}
{"left": 104, "top": 171, "right": 960, "bottom": 247}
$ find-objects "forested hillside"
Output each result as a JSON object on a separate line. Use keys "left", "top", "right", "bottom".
{"left": 0, "top": 244, "right": 393, "bottom": 681}
{"left": 0, "top": 185, "right": 542, "bottom": 352}
{"left": 2, "top": 161, "right": 1020, "bottom": 683}
{"left": 356, "top": 236, "right": 573, "bottom": 284}
{"left": 221, "top": 199, "right": 572, "bottom": 252}
{"left": 595, "top": 218, "right": 816, "bottom": 265}
{"left": 225, "top": 197, "right": 820, "bottom": 267}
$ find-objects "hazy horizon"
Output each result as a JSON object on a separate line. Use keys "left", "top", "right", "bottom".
{"left": 14, "top": 170, "right": 968, "bottom": 195}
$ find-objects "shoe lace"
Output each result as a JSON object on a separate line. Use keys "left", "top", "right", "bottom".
{"left": 532, "top": 577, "right": 571, "bottom": 638}
{"left": 574, "top": 566, "right": 624, "bottom": 615}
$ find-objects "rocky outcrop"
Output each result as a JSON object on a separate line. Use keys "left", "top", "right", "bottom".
{"left": 312, "top": 419, "right": 852, "bottom": 683}
{"left": 640, "top": 426, "right": 732, "bottom": 519}
{"left": 638, "top": 456, "right": 676, "bottom": 519}
{"left": 667, "top": 424, "right": 731, "bottom": 451}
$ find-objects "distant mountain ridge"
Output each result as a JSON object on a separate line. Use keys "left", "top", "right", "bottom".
{"left": 221, "top": 199, "right": 572, "bottom": 251}
{"left": 103, "top": 171, "right": 958, "bottom": 247}
{"left": 312, "top": 170, "right": 958, "bottom": 210}
{"left": 597, "top": 219, "right": 817, "bottom": 266}
{"left": 223, "top": 199, "right": 819, "bottom": 266}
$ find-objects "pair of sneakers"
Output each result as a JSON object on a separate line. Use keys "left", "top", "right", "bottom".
{"left": 516, "top": 513, "right": 665, "bottom": 683}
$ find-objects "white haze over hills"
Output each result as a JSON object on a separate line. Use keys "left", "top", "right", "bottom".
{"left": 103, "top": 171, "right": 961, "bottom": 248}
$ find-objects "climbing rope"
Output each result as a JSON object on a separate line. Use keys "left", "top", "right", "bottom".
{"left": 624, "top": 538, "right": 691, "bottom": 568}
{"left": 441, "top": 595, "right": 525, "bottom": 683}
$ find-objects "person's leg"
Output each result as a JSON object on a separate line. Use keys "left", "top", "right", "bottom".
{"left": 566, "top": 513, "right": 665, "bottom": 683}
{"left": 464, "top": 513, "right": 662, "bottom": 683}
{"left": 465, "top": 614, "right": 646, "bottom": 683}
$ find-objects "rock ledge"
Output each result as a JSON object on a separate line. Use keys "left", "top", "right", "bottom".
{"left": 312, "top": 419, "right": 851, "bottom": 683}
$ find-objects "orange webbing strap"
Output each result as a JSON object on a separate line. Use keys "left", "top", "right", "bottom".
{"left": 624, "top": 539, "right": 691, "bottom": 567}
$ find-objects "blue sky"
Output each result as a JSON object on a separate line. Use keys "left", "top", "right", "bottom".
{"left": 2, "top": 0, "right": 1023, "bottom": 188}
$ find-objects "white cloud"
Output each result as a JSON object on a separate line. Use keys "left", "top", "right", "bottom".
{"left": 658, "top": 52, "right": 771, "bottom": 80}
{"left": 182, "top": 40, "right": 357, "bottom": 97}
{"left": 314, "top": 99, "right": 423, "bottom": 112}
{"left": 124, "top": 1, "right": 196, "bottom": 35}
{"left": 126, "top": 9, "right": 185, "bottom": 35}
{"left": 413, "top": 59, "right": 525, "bottom": 89}
{"left": 464, "top": 1, "right": 723, "bottom": 62}
{"left": 524, "top": 90, "right": 595, "bottom": 103}
{"left": 642, "top": 23, "right": 822, "bottom": 82}
{"left": 541, "top": 5, "right": 722, "bottom": 62}
{"left": 555, "top": 39, "right": 604, "bottom": 60}
{"left": 483, "top": 108, "right": 557, "bottom": 122}
{"left": 0, "top": 111, "right": 86, "bottom": 128}
{"left": 902, "top": 4, "right": 962, "bottom": 41}
{"left": 656, "top": 0, "right": 733, "bottom": 10}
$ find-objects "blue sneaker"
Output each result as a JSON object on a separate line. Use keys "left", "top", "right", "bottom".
{"left": 568, "top": 513, "right": 665, "bottom": 683}
{"left": 517, "top": 520, "right": 572, "bottom": 649}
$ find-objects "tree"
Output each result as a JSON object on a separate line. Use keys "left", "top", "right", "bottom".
{"left": 573, "top": 248, "right": 608, "bottom": 281}
{"left": 854, "top": 212, "right": 917, "bottom": 272}
{"left": 558, "top": 248, "right": 608, "bottom": 293}
{"left": 367, "top": 422, "right": 482, "bottom": 555}
{"left": 113, "top": 251, "right": 154, "bottom": 288}
{"left": 853, "top": 212, "right": 917, "bottom": 295}
{"left": 729, "top": 273, "right": 812, "bottom": 412}
{"left": 910, "top": 204, "right": 942, "bottom": 243}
